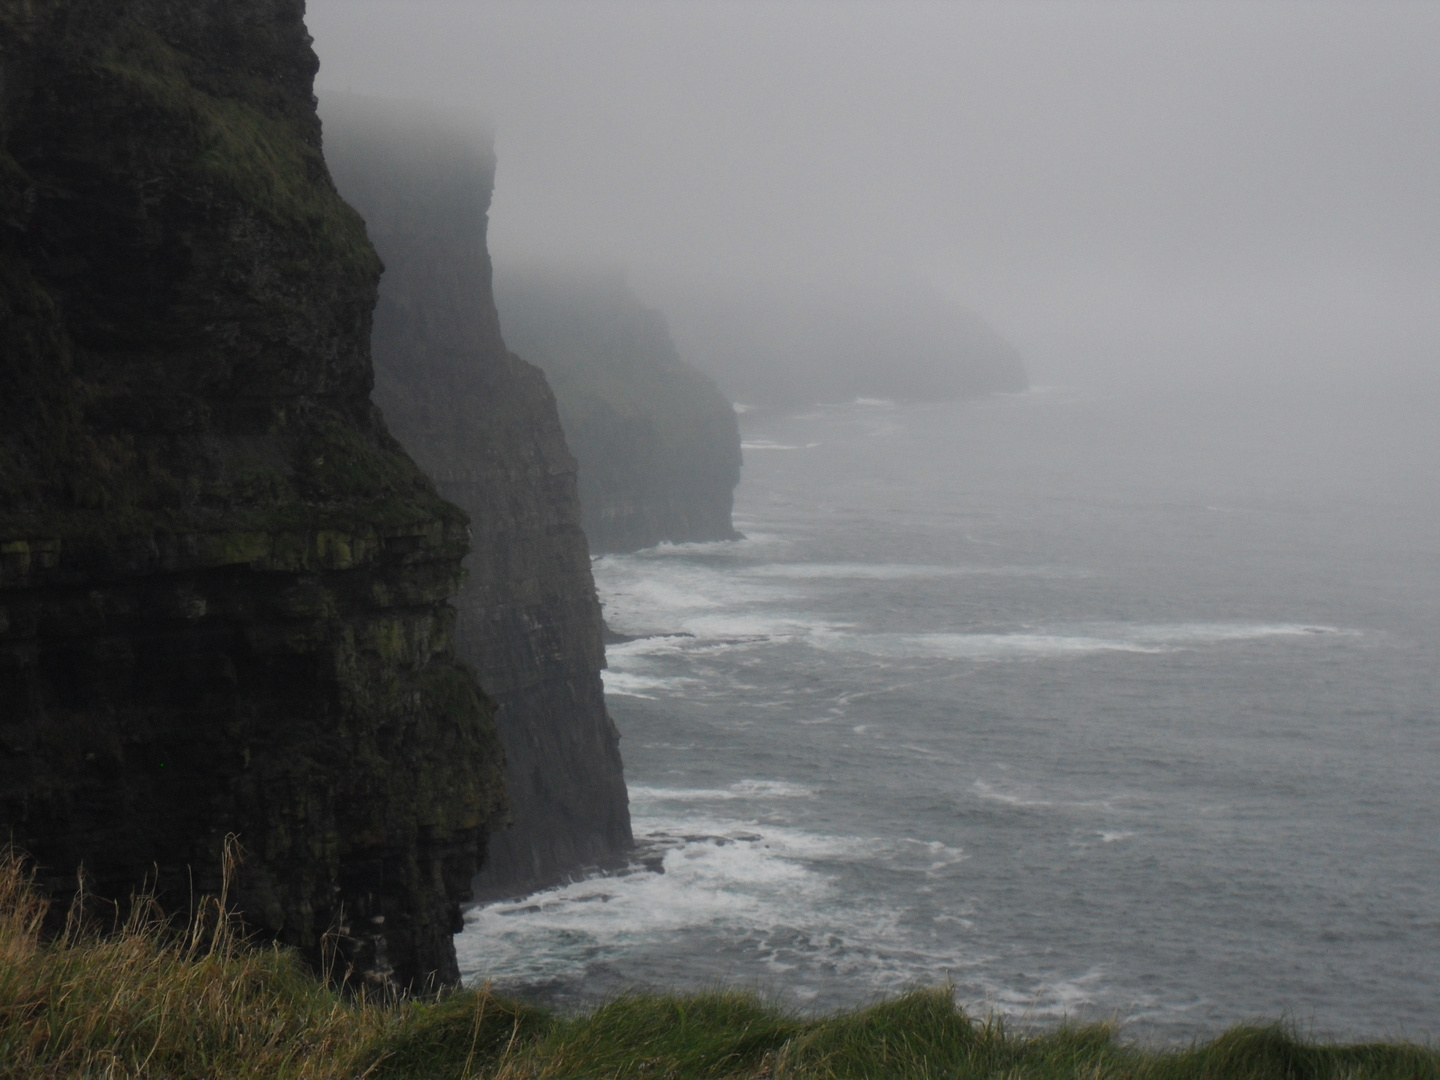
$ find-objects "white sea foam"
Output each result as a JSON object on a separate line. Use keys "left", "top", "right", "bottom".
{"left": 741, "top": 440, "right": 815, "bottom": 451}
{"left": 912, "top": 837, "right": 968, "bottom": 874}
{"left": 971, "top": 779, "right": 1054, "bottom": 808}
{"left": 809, "top": 622, "right": 1352, "bottom": 662}
{"left": 971, "top": 779, "right": 1136, "bottom": 817}
{"left": 599, "top": 671, "right": 691, "bottom": 698}
{"left": 606, "top": 618, "right": 833, "bottom": 662}
{"left": 812, "top": 630, "right": 1165, "bottom": 660}
{"left": 594, "top": 557, "right": 797, "bottom": 637}
{"left": 720, "top": 527, "right": 785, "bottom": 545}
{"left": 459, "top": 816, "right": 915, "bottom": 988}
{"left": 598, "top": 541, "right": 1347, "bottom": 672}
{"left": 977, "top": 966, "right": 1114, "bottom": 1022}
{"left": 606, "top": 635, "right": 705, "bottom": 660}
{"left": 458, "top": 829, "right": 833, "bottom": 985}
{"left": 604, "top": 533, "right": 781, "bottom": 563}
{"left": 631, "top": 780, "right": 816, "bottom": 803}
{"left": 680, "top": 612, "right": 847, "bottom": 641}
{"left": 457, "top": 810, "right": 981, "bottom": 1001}
{"left": 745, "top": 562, "right": 1082, "bottom": 581}
{"left": 599, "top": 584, "right": 846, "bottom": 650}
{"left": 1123, "top": 622, "right": 1348, "bottom": 645}
{"left": 457, "top": 763, "right": 1169, "bottom": 1023}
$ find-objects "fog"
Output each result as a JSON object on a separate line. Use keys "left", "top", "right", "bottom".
{"left": 305, "top": 4, "right": 1440, "bottom": 1030}
{"left": 307, "top": 1, "right": 1438, "bottom": 394}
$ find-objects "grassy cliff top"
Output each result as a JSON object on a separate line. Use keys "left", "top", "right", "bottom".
{"left": 2, "top": 853, "right": 1433, "bottom": 1080}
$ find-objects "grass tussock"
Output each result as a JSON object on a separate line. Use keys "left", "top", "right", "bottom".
{"left": 1, "top": 850, "right": 1436, "bottom": 1079}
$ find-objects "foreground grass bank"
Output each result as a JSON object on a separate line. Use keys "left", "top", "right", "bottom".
{"left": 1, "top": 853, "right": 1434, "bottom": 1079}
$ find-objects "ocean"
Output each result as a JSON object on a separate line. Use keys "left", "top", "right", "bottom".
{"left": 455, "top": 380, "right": 1440, "bottom": 1041}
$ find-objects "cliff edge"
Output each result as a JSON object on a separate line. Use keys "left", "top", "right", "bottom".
{"left": 494, "top": 268, "right": 743, "bottom": 554}
{"left": 0, "top": 0, "right": 504, "bottom": 989}
{"left": 320, "top": 96, "right": 633, "bottom": 898}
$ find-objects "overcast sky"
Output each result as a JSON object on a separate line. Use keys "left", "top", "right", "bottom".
{"left": 308, "top": 1, "right": 1439, "bottom": 390}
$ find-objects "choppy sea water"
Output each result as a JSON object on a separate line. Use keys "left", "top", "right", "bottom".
{"left": 457, "top": 382, "right": 1440, "bottom": 1041}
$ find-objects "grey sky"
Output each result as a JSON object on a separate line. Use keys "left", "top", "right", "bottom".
{"left": 308, "top": 1, "right": 1439, "bottom": 389}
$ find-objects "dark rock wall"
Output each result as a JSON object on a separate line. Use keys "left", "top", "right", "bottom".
{"left": 321, "top": 97, "right": 632, "bottom": 899}
{"left": 494, "top": 270, "right": 743, "bottom": 554}
{"left": 0, "top": 0, "right": 504, "bottom": 989}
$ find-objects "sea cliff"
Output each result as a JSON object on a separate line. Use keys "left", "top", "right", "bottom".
{"left": 0, "top": 0, "right": 504, "bottom": 988}
{"left": 493, "top": 269, "right": 743, "bottom": 554}
{"left": 320, "top": 96, "right": 633, "bottom": 898}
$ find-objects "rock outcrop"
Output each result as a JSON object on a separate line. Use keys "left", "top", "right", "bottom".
{"left": 493, "top": 269, "right": 743, "bottom": 554}
{"left": 320, "top": 96, "right": 632, "bottom": 898}
{"left": 0, "top": 0, "right": 504, "bottom": 989}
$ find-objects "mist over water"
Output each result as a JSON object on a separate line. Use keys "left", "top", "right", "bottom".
{"left": 303, "top": 0, "right": 1440, "bottom": 1041}
{"left": 308, "top": 0, "right": 1440, "bottom": 394}
{"left": 458, "top": 383, "right": 1440, "bottom": 1039}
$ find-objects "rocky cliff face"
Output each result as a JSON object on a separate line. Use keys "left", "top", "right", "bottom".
{"left": 320, "top": 97, "right": 632, "bottom": 898}
{"left": 0, "top": 1, "right": 504, "bottom": 989}
{"left": 493, "top": 269, "right": 743, "bottom": 554}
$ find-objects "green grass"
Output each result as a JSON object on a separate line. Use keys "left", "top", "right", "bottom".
{"left": 1, "top": 850, "right": 1434, "bottom": 1079}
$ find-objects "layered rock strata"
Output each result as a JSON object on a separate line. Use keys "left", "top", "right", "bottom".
{"left": 0, "top": 0, "right": 504, "bottom": 988}
{"left": 494, "top": 269, "right": 743, "bottom": 554}
{"left": 321, "top": 96, "right": 632, "bottom": 898}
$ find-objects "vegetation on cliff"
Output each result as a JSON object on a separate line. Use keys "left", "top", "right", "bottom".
{"left": 0, "top": 1, "right": 504, "bottom": 988}
{"left": 2, "top": 854, "right": 1435, "bottom": 1080}
{"left": 0, "top": 0, "right": 400, "bottom": 541}
{"left": 494, "top": 268, "right": 742, "bottom": 554}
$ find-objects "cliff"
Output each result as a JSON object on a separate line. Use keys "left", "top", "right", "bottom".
{"left": 319, "top": 96, "right": 633, "bottom": 897}
{"left": 493, "top": 269, "right": 743, "bottom": 554}
{"left": 0, "top": 0, "right": 505, "bottom": 989}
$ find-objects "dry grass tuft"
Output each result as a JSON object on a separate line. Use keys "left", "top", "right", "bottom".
{"left": 0, "top": 843, "right": 406, "bottom": 1079}
{"left": 2, "top": 846, "right": 1436, "bottom": 1079}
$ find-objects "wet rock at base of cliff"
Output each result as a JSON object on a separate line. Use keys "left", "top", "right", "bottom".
{"left": 0, "top": 0, "right": 504, "bottom": 989}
